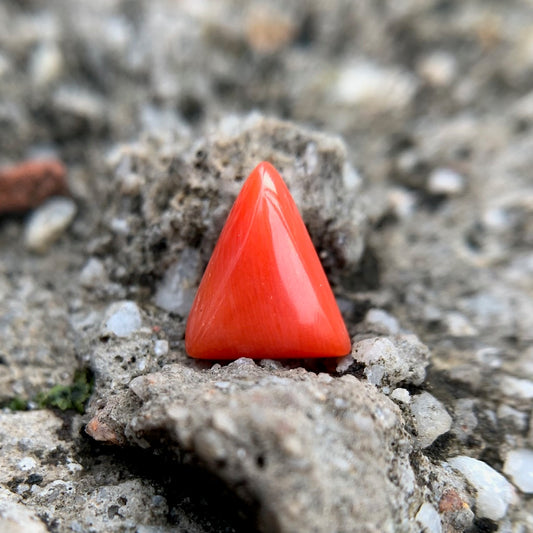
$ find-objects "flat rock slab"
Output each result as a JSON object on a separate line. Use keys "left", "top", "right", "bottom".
{"left": 87, "top": 359, "right": 420, "bottom": 533}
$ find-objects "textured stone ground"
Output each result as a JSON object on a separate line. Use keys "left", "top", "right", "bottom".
{"left": 1, "top": 1, "right": 532, "bottom": 532}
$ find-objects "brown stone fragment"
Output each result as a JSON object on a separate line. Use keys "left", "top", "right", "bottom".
{"left": 0, "top": 159, "right": 68, "bottom": 214}
{"left": 439, "top": 489, "right": 468, "bottom": 513}
{"left": 85, "top": 414, "right": 124, "bottom": 446}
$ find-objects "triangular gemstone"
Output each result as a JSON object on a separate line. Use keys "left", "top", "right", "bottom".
{"left": 185, "top": 161, "right": 351, "bottom": 359}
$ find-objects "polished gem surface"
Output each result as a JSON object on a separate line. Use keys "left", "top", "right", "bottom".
{"left": 185, "top": 161, "right": 351, "bottom": 359}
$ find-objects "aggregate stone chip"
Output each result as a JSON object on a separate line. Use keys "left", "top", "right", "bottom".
{"left": 503, "top": 448, "right": 533, "bottom": 494}
{"left": 447, "top": 456, "right": 517, "bottom": 521}
{"left": 24, "top": 197, "right": 77, "bottom": 253}
{"left": 410, "top": 392, "right": 453, "bottom": 449}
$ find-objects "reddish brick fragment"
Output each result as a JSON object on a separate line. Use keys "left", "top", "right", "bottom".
{"left": 0, "top": 159, "right": 68, "bottom": 214}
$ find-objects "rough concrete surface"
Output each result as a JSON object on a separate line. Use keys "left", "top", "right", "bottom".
{"left": 1, "top": 0, "right": 533, "bottom": 532}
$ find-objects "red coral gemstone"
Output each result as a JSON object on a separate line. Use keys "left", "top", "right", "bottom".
{"left": 185, "top": 161, "right": 351, "bottom": 359}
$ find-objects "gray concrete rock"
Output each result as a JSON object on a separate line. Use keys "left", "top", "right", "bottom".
{"left": 87, "top": 360, "right": 421, "bottom": 533}
{"left": 0, "top": 411, "right": 81, "bottom": 492}
{"left": 350, "top": 334, "right": 430, "bottom": 389}
{"left": 103, "top": 114, "right": 367, "bottom": 289}
{"left": 0, "top": 489, "right": 48, "bottom": 533}
{"left": 0, "top": 410, "right": 216, "bottom": 532}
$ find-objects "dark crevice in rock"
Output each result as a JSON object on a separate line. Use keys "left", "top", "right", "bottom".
{"left": 77, "top": 435, "right": 261, "bottom": 533}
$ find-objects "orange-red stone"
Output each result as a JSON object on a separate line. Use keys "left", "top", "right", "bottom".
{"left": 185, "top": 161, "right": 351, "bottom": 359}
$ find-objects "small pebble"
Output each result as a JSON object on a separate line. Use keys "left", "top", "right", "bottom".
{"left": 24, "top": 197, "right": 77, "bottom": 253}
{"left": 353, "top": 335, "right": 428, "bottom": 388}
{"left": 427, "top": 168, "right": 465, "bottom": 196}
{"left": 53, "top": 85, "right": 105, "bottom": 121}
{"left": 212, "top": 410, "right": 238, "bottom": 437}
{"left": 410, "top": 392, "right": 452, "bottom": 448}
{"left": 390, "top": 388, "right": 410, "bottom": 404}
{"left": 396, "top": 149, "right": 419, "bottom": 174}
{"left": 417, "top": 51, "right": 457, "bottom": 87}
{"left": 154, "top": 248, "right": 201, "bottom": 315}
{"left": 503, "top": 449, "right": 533, "bottom": 493}
{"left": 387, "top": 188, "right": 417, "bottom": 219}
{"left": 452, "top": 399, "right": 478, "bottom": 443}
{"left": 448, "top": 456, "right": 516, "bottom": 520}
{"left": 500, "top": 376, "right": 533, "bottom": 400}
{"left": 482, "top": 206, "right": 509, "bottom": 230}
{"left": 354, "top": 337, "right": 396, "bottom": 386}
{"left": 333, "top": 61, "right": 417, "bottom": 112}
{"left": 415, "top": 502, "right": 442, "bottom": 533}
{"left": 30, "top": 41, "right": 63, "bottom": 86}
{"left": 16, "top": 483, "right": 30, "bottom": 495}
{"left": 17, "top": 457, "right": 37, "bottom": 471}
{"left": 119, "top": 172, "right": 144, "bottom": 195}
{"left": 335, "top": 355, "right": 354, "bottom": 373}
{"left": 80, "top": 258, "right": 108, "bottom": 288}
{"left": 342, "top": 162, "right": 362, "bottom": 191}
{"left": 475, "top": 347, "right": 502, "bottom": 369}
{"left": 444, "top": 312, "right": 477, "bottom": 337}
{"left": 151, "top": 494, "right": 166, "bottom": 507}
{"left": 497, "top": 405, "right": 528, "bottom": 432}
{"left": 109, "top": 217, "right": 129, "bottom": 235}
{"left": 103, "top": 301, "right": 142, "bottom": 338}
{"left": 438, "top": 489, "right": 466, "bottom": 513}
{"left": 365, "top": 309, "right": 400, "bottom": 335}
{"left": 153, "top": 340, "right": 169, "bottom": 357}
